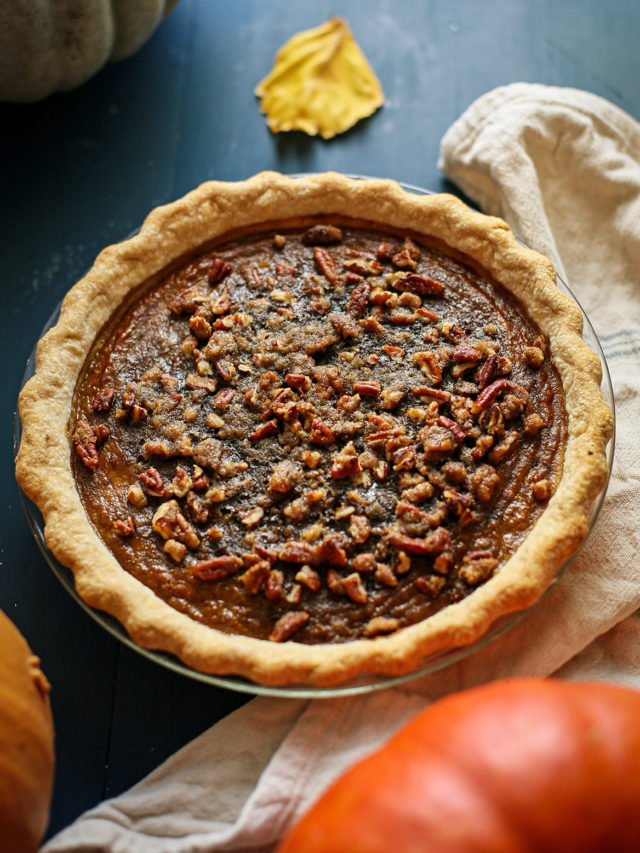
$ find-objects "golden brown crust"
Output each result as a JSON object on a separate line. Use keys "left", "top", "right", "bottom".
{"left": 15, "top": 172, "right": 613, "bottom": 686}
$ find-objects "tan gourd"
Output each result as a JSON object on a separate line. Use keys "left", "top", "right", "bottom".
{"left": 0, "top": 609, "right": 54, "bottom": 853}
{"left": 0, "top": 0, "right": 180, "bottom": 102}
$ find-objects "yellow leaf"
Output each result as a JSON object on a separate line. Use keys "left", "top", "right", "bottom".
{"left": 255, "top": 17, "right": 384, "bottom": 140}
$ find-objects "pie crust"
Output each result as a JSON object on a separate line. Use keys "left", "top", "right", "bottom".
{"left": 16, "top": 172, "right": 613, "bottom": 686}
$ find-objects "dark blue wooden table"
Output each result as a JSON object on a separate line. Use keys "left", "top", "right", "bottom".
{"left": 2, "top": 0, "right": 639, "bottom": 840}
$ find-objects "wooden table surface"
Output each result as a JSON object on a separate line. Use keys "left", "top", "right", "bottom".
{"left": 2, "top": 0, "right": 639, "bottom": 840}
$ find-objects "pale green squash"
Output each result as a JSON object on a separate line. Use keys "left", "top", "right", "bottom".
{"left": 0, "top": 0, "right": 180, "bottom": 102}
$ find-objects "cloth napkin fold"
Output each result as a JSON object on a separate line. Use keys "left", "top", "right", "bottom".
{"left": 44, "top": 83, "right": 640, "bottom": 853}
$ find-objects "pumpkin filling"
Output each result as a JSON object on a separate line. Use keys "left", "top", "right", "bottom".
{"left": 71, "top": 218, "right": 566, "bottom": 645}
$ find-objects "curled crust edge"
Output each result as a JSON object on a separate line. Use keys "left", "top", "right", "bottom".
{"left": 15, "top": 172, "right": 613, "bottom": 687}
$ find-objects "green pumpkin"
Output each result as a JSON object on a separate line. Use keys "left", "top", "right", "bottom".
{"left": 0, "top": 0, "right": 180, "bottom": 102}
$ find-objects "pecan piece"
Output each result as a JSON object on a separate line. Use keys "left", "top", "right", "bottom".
{"left": 164, "top": 539, "right": 186, "bottom": 563}
{"left": 295, "top": 565, "right": 322, "bottom": 592}
{"left": 476, "top": 379, "right": 526, "bottom": 409}
{"left": 309, "top": 418, "right": 335, "bottom": 446}
{"left": 413, "top": 351, "right": 442, "bottom": 384}
{"left": 532, "top": 479, "right": 553, "bottom": 501}
{"left": 208, "top": 257, "right": 232, "bottom": 285}
{"left": 241, "top": 507, "right": 265, "bottom": 527}
{"left": 239, "top": 560, "right": 271, "bottom": 594}
{"left": 248, "top": 419, "right": 278, "bottom": 441}
{"left": 388, "top": 526, "right": 451, "bottom": 556}
{"left": 113, "top": 516, "right": 134, "bottom": 537}
{"left": 139, "top": 467, "right": 166, "bottom": 497}
{"left": 438, "top": 415, "right": 466, "bottom": 442}
{"left": 342, "top": 573, "right": 368, "bottom": 603}
{"left": 214, "top": 388, "right": 235, "bottom": 410}
{"left": 525, "top": 346, "right": 545, "bottom": 367}
{"left": 459, "top": 551, "right": 498, "bottom": 584}
{"left": 416, "top": 575, "right": 446, "bottom": 597}
{"left": 349, "top": 514, "right": 371, "bottom": 544}
{"left": 348, "top": 281, "right": 371, "bottom": 317}
{"left": 330, "top": 441, "right": 362, "bottom": 479}
{"left": 285, "top": 373, "right": 312, "bottom": 392}
{"left": 72, "top": 417, "right": 103, "bottom": 469}
{"left": 278, "top": 540, "right": 321, "bottom": 565}
{"left": 269, "top": 611, "right": 310, "bottom": 642}
{"left": 313, "top": 246, "right": 338, "bottom": 285}
{"left": 320, "top": 532, "right": 349, "bottom": 566}
{"left": 302, "top": 224, "right": 343, "bottom": 245}
{"left": 91, "top": 388, "right": 114, "bottom": 412}
{"left": 365, "top": 616, "right": 400, "bottom": 637}
{"left": 192, "top": 555, "right": 244, "bottom": 581}
{"left": 392, "top": 273, "right": 445, "bottom": 296}
{"left": 353, "top": 380, "right": 381, "bottom": 397}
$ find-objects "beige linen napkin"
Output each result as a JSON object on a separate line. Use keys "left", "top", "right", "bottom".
{"left": 43, "top": 84, "right": 640, "bottom": 853}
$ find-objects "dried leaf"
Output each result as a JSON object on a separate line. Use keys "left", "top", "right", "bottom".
{"left": 255, "top": 17, "right": 384, "bottom": 140}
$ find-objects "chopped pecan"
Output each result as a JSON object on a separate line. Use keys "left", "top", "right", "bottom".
{"left": 269, "top": 611, "right": 309, "bottom": 642}
{"left": 453, "top": 345, "right": 482, "bottom": 363}
{"left": 278, "top": 540, "right": 321, "bottom": 565}
{"left": 524, "top": 413, "right": 545, "bottom": 435}
{"left": 488, "top": 431, "right": 519, "bottom": 463}
{"left": 186, "top": 490, "right": 210, "bottom": 524}
{"left": 381, "top": 389, "right": 405, "bottom": 410}
{"left": 302, "top": 224, "right": 343, "bottom": 245}
{"left": 401, "top": 480, "right": 434, "bottom": 504}
{"left": 215, "top": 360, "right": 237, "bottom": 383}
{"left": 127, "top": 484, "right": 147, "bottom": 507}
{"left": 392, "top": 273, "right": 445, "bottom": 296}
{"left": 342, "top": 572, "right": 368, "bottom": 603}
{"left": 272, "top": 234, "right": 286, "bottom": 250}
{"left": 416, "top": 574, "right": 446, "bottom": 597}
{"left": 348, "top": 281, "right": 371, "bottom": 317}
{"left": 113, "top": 516, "right": 134, "bottom": 537}
{"left": 438, "top": 416, "right": 466, "bottom": 442}
{"left": 352, "top": 552, "right": 377, "bottom": 573}
{"left": 309, "top": 418, "right": 336, "bottom": 446}
{"left": 172, "top": 466, "right": 193, "bottom": 497}
{"left": 189, "top": 313, "right": 212, "bottom": 340}
{"left": 416, "top": 307, "right": 440, "bottom": 323}
{"left": 375, "top": 563, "right": 397, "bottom": 587}
{"left": 358, "top": 316, "right": 385, "bottom": 334}
{"left": 302, "top": 449, "right": 323, "bottom": 469}
{"left": 164, "top": 539, "right": 186, "bottom": 563}
{"left": 365, "top": 616, "right": 400, "bottom": 637}
{"left": 241, "top": 507, "right": 265, "bottom": 527}
{"left": 376, "top": 241, "right": 398, "bottom": 261}
{"left": 353, "top": 380, "right": 381, "bottom": 397}
{"left": 186, "top": 373, "right": 217, "bottom": 393}
{"left": 411, "top": 386, "right": 451, "bottom": 403}
{"left": 525, "top": 346, "right": 545, "bottom": 367}
{"left": 349, "top": 514, "right": 371, "bottom": 544}
{"left": 295, "top": 565, "right": 322, "bottom": 592}
{"left": 91, "top": 388, "right": 114, "bottom": 412}
{"left": 214, "top": 388, "right": 235, "bottom": 410}
{"left": 476, "top": 379, "right": 526, "bottom": 410}
{"left": 320, "top": 532, "right": 349, "bottom": 566}
{"left": 344, "top": 258, "right": 384, "bottom": 276}
{"left": 313, "top": 246, "right": 338, "bottom": 285}
{"left": 459, "top": 551, "right": 498, "bottom": 584}
{"left": 265, "top": 569, "right": 284, "bottom": 601}
{"left": 208, "top": 257, "right": 232, "bottom": 285}
{"left": 413, "top": 351, "right": 443, "bottom": 384}
{"left": 285, "top": 372, "right": 312, "bottom": 392}
{"left": 388, "top": 526, "right": 451, "bottom": 556}
{"left": 330, "top": 441, "right": 362, "bottom": 479}
{"left": 532, "top": 479, "right": 553, "bottom": 501}
{"left": 192, "top": 554, "right": 244, "bottom": 581}
{"left": 139, "top": 467, "right": 166, "bottom": 497}
{"left": 329, "top": 312, "right": 359, "bottom": 338}
{"left": 248, "top": 419, "right": 278, "bottom": 441}
{"left": 72, "top": 417, "right": 102, "bottom": 469}
{"left": 239, "top": 560, "right": 271, "bottom": 593}
{"left": 478, "top": 353, "right": 498, "bottom": 388}
{"left": 388, "top": 308, "right": 415, "bottom": 325}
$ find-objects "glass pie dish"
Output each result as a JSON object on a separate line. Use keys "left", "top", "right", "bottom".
{"left": 14, "top": 176, "right": 615, "bottom": 698}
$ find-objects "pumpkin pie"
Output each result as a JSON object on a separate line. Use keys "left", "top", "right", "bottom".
{"left": 15, "top": 173, "right": 613, "bottom": 686}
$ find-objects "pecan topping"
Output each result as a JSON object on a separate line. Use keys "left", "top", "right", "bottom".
{"left": 192, "top": 554, "right": 244, "bottom": 581}
{"left": 139, "top": 467, "right": 166, "bottom": 497}
{"left": 353, "top": 381, "right": 381, "bottom": 397}
{"left": 285, "top": 373, "right": 312, "bottom": 392}
{"left": 239, "top": 561, "right": 271, "bottom": 594}
{"left": 208, "top": 257, "right": 232, "bottom": 285}
{"left": 309, "top": 418, "right": 335, "bottom": 446}
{"left": 413, "top": 351, "right": 443, "bottom": 384}
{"left": 278, "top": 540, "right": 320, "bottom": 565}
{"left": 388, "top": 527, "right": 451, "bottom": 555}
{"left": 73, "top": 417, "right": 105, "bottom": 469}
{"left": 459, "top": 551, "right": 498, "bottom": 584}
{"left": 91, "top": 388, "right": 114, "bottom": 412}
{"left": 525, "top": 346, "right": 545, "bottom": 367}
{"left": 313, "top": 246, "right": 338, "bottom": 285}
{"left": 365, "top": 616, "right": 400, "bottom": 637}
{"left": 342, "top": 573, "right": 368, "bottom": 603}
{"left": 348, "top": 281, "right": 371, "bottom": 317}
{"left": 393, "top": 273, "right": 445, "bottom": 296}
{"left": 269, "top": 611, "right": 309, "bottom": 642}
{"left": 302, "top": 224, "right": 343, "bottom": 245}
{"left": 114, "top": 516, "right": 134, "bottom": 537}
{"left": 248, "top": 419, "right": 278, "bottom": 441}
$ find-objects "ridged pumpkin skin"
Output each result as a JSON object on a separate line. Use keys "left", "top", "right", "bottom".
{"left": 278, "top": 678, "right": 640, "bottom": 853}
{"left": 0, "top": 0, "right": 180, "bottom": 103}
{"left": 0, "top": 610, "right": 54, "bottom": 853}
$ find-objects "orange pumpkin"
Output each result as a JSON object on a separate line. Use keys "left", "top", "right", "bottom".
{"left": 278, "top": 678, "right": 640, "bottom": 853}
{"left": 0, "top": 610, "right": 55, "bottom": 853}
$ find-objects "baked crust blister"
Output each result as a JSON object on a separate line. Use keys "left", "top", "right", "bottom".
{"left": 16, "top": 172, "right": 613, "bottom": 686}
